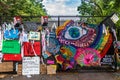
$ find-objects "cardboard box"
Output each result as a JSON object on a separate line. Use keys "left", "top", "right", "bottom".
{"left": 40, "top": 64, "right": 47, "bottom": 74}
{"left": 17, "top": 64, "right": 22, "bottom": 75}
{"left": 0, "top": 62, "right": 13, "bottom": 72}
{"left": 47, "top": 65, "right": 57, "bottom": 74}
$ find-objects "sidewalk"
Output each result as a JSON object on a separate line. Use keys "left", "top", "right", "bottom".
{"left": 1, "top": 72, "right": 117, "bottom": 80}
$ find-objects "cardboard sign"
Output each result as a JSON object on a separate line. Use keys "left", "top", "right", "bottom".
{"left": 22, "top": 57, "right": 40, "bottom": 75}
{"left": 0, "top": 62, "right": 13, "bottom": 72}
{"left": 47, "top": 65, "right": 57, "bottom": 74}
{"left": 40, "top": 64, "right": 47, "bottom": 74}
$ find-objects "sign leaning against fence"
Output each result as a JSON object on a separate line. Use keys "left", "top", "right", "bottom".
{"left": 22, "top": 57, "right": 40, "bottom": 75}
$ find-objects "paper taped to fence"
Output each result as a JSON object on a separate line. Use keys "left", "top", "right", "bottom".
{"left": 29, "top": 31, "right": 40, "bottom": 40}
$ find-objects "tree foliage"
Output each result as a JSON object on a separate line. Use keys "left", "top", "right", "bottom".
{"left": 77, "top": 0, "right": 120, "bottom": 24}
{"left": 0, "top": 0, "right": 47, "bottom": 22}
{"left": 77, "top": 0, "right": 120, "bottom": 40}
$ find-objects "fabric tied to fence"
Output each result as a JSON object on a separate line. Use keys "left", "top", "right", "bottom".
{"left": 3, "top": 54, "right": 22, "bottom": 61}
{"left": 23, "top": 42, "right": 41, "bottom": 56}
{"left": 4, "top": 29, "right": 19, "bottom": 39}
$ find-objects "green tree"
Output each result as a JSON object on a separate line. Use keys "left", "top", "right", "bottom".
{"left": 77, "top": 0, "right": 120, "bottom": 40}
{"left": 0, "top": 0, "right": 47, "bottom": 22}
{"left": 77, "top": 0, "right": 120, "bottom": 24}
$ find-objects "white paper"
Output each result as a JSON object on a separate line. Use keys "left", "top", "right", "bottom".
{"left": 22, "top": 57, "right": 40, "bottom": 75}
{"left": 111, "top": 14, "right": 119, "bottom": 23}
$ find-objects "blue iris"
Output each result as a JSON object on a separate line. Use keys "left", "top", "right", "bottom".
{"left": 68, "top": 28, "right": 80, "bottom": 38}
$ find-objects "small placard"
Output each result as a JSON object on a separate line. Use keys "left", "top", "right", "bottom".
{"left": 22, "top": 57, "right": 40, "bottom": 75}
{"left": 29, "top": 31, "right": 40, "bottom": 40}
{"left": 101, "top": 55, "right": 113, "bottom": 65}
{"left": 111, "top": 14, "right": 119, "bottom": 23}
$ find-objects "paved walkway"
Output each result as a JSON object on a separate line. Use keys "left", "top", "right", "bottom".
{"left": 1, "top": 72, "right": 119, "bottom": 80}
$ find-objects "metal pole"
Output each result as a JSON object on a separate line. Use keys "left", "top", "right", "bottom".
{"left": 117, "top": 28, "right": 120, "bottom": 37}
{"left": 0, "top": 16, "right": 2, "bottom": 25}
{"left": 58, "top": 16, "right": 60, "bottom": 26}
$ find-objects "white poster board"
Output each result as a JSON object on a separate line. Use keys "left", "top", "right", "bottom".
{"left": 29, "top": 31, "right": 40, "bottom": 40}
{"left": 22, "top": 57, "right": 40, "bottom": 75}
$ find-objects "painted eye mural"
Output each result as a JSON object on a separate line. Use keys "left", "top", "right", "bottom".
{"left": 56, "top": 20, "right": 97, "bottom": 48}
{"left": 54, "top": 20, "right": 114, "bottom": 70}
{"left": 64, "top": 26, "right": 87, "bottom": 40}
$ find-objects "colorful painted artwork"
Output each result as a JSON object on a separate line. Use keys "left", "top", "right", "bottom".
{"left": 44, "top": 20, "right": 114, "bottom": 70}
{"left": 56, "top": 20, "right": 97, "bottom": 48}
{"left": 60, "top": 45, "right": 76, "bottom": 70}
{"left": 46, "top": 37, "right": 60, "bottom": 55}
{"left": 74, "top": 48, "right": 101, "bottom": 66}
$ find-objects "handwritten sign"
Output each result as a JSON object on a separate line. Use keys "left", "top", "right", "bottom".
{"left": 22, "top": 57, "right": 40, "bottom": 75}
{"left": 29, "top": 31, "right": 40, "bottom": 40}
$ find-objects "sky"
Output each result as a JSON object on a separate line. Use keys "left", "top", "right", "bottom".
{"left": 42, "top": 0, "right": 81, "bottom": 16}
